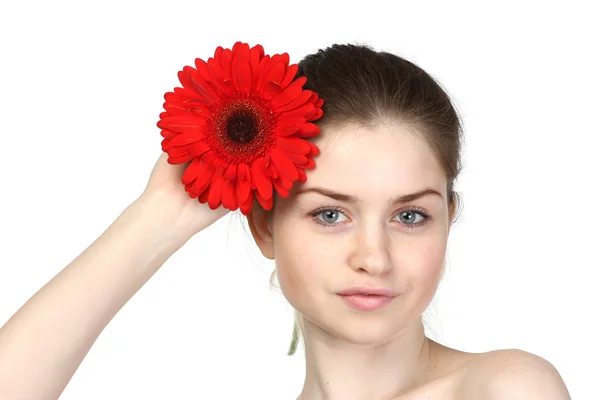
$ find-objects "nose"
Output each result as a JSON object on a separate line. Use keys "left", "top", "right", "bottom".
{"left": 347, "top": 222, "right": 392, "bottom": 276}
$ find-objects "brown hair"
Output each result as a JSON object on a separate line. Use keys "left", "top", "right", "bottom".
{"left": 260, "top": 43, "right": 465, "bottom": 355}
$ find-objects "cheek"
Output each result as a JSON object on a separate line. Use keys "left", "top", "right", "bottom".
{"left": 273, "top": 225, "right": 325, "bottom": 304}
{"left": 399, "top": 234, "right": 448, "bottom": 296}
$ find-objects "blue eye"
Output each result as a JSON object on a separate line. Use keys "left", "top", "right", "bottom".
{"left": 309, "top": 205, "right": 432, "bottom": 229}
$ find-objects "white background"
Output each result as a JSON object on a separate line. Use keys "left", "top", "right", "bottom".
{"left": 0, "top": 1, "right": 598, "bottom": 399}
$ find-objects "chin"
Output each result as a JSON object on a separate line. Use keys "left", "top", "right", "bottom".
{"left": 318, "top": 311, "right": 398, "bottom": 346}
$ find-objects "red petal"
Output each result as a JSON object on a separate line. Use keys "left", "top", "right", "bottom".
{"left": 198, "top": 186, "right": 210, "bottom": 203}
{"left": 276, "top": 137, "right": 311, "bottom": 154}
{"left": 169, "top": 130, "right": 204, "bottom": 147}
{"left": 249, "top": 45, "right": 264, "bottom": 88}
{"left": 270, "top": 149, "right": 299, "bottom": 181}
{"left": 275, "top": 117, "right": 305, "bottom": 136}
{"left": 201, "top": 150, "right": 217, "bottom": 164}
{"left": 255, "top": 55, "right": 283, "bottom": 94}
{"left": 308, "top": 107, "right": 324, "bottom": 121}
{"left": 239, "top": 190, "right": 254, "bottom": 215}
{"left": 186, "top": 161, "right": 215, "bottom": 193}
{"left": 276, "top": 177, "right": 293, "bottom": 189}
{"left": 297, "top": 167, "right": 307, "bottom": 183}
{"left": 187, "top": 141, "right": 211, "bottom": 158}
{"left": 270, "top": 77, "right": 307, "bottom": 110}
{"left": 182, "top": 158, "right": 204, "bottom": 185}
{"left": 262, "top": 81, "right": 281, "bottom": 101}
{"left": 207, "top": 57, "right": 226, "bottom": 92}
{"left": 251, "top": 157, "right": 273, "bottom": 199}
{"left": 181, "top": 66, "right": 217, "bottom": 104}
{"left": 307, "top": 141, "right": 320, "bottom": 156}
{"left": 232, "top": 55, "right": 252, "bottom": 94}
{"left": 274, "top": 89, "right": 312, "bottom": 113}
{"left": 256, "top": 190, "right": 273, "bottom": 211}
{"left": 222, "top": 179, "right": 238, "bottom": 211}
{"left": 167, "top": 154, "right": 192, "bottom": 164}
{"left": 303, "top": 157, "right": 316, "bottom": 169}
{"left": 217, "top": 47, "right": 232, "bottom": 82}
{"left": 213, "top": 157, "right": 229, "bottom": 176}
{"left": 279, "top": 64, "right": 298, "bottom": 90}
{"left": 278, "top": 103, "right": 316, "bottom": 120}
{"left": 166, "top": 146, "right": 188, "bottom": 158}
{"left": 261, "top": 62, "right": 285, "bottom": 93}
{"left": 279, "top": 148, "right": 308, "bottom": 164}
{"left": 236, "top": 164, "right": 252, "bottom": 205}
{"left": 164, "top": 104, "right": 191, "bottom": 117}
{"left": 224, "top": 163, "right": 237, "bottom": 181}
{"left": 195, "top": 58, "right": 222, "bottom": 96}
{"left": 296, "top": 122, "right": 320, "bottom": 138}
{"left": 208, "top": 174, "right": 225, "bottom": 209}
{"left": 161, "top": 138, "right": 172, "bottom": 152}
{"left": 158, "top": 115, "right": 207, "bottom": 132}
{"left": 273, "top": 181, "right": 290, "bottom": 198}
{"left": 160, "top": 129, "right": 177, "bottom": 139}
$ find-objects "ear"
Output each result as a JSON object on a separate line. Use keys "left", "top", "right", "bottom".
{"left": 247, "top": 206, "right": 275, "bottom": 260}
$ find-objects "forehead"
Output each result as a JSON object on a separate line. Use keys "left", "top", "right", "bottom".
{"left": 292, "top": 125, "right": 446, "bottom": 199}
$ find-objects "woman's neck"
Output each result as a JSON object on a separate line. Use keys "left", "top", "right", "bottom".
{"left": 297, "top": 320, "right": 431, "bottom": 400}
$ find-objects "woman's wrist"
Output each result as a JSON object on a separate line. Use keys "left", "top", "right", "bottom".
{"left": 123, "top": 192, "right": 197, "bottom": 253}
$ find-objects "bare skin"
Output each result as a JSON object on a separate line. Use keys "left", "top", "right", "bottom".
{"left": 0, "top": 140, "right": 570, "bottom": 399}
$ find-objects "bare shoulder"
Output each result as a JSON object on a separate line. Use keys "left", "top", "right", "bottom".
{"left": 459, "top": 349, "right": 571, "bottom": 399}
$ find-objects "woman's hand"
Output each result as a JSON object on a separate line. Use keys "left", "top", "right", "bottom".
{"left": 139, "top": 152, "right": 231, "bottom": 240}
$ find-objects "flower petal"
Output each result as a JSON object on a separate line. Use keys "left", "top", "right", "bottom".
{"left": 296, "top": 122, "right": 320, "bottom": 138}
{"left": 279, "top": 64, "right": 298, "bottom": 90}
{"left": 208, "top": 174, "right": 225, "bottom": 209}
{"left": 187, "top": 141, "right": 211, "bottom": 158}
{"left": 224, "top": 163, "right": 237, "bottom": 181}
{"left": 182, "top": 157, "right": 206, "bottom": 185}
{"left": 276, "top": 177, "right": 293, "bottom": 190}
{"left": 308, "top": 107, "right": 324, "bottom": 121}
{"left": 276, "top": 137, "right": 311, "bottom": 154}
{"left": 239, "top": 189, "right": 254, "bottom": 215}
{"left": 198, "top": 186, "right": 210, "bottom": 203}
{"left": 270, "top": 77, "right": 307, "bottom": 110}
{"left": 256, "top": 190, "right": 273, "bottom": 211}
{"left": 274, "top": 89, "right": 313, "bottom": 113}
{"left": 307, "top": 141, "right": 320, "bottom": 156}
{"left": 236, "top": 163, "right": 252, "bottom": 204}
{"left": 195, "top": 58, "right": 222, "bottom": 96}
{"left": 167, "top": 154, "right": 193, "bottom": 164}
{"left": 262, "top": 81, "right": 281, "bottom": 101}
{"left": 279, "top": 148, "right": 308, "bottom": 164}
{"left": 251, "top": 157, "right": 273, "bottom": 199}
{"left": 232, "top": 55, "right": 252, "bottom": 94}
{"left": 158, "top": 115, "right": 207, "bottom": 132}
{"left": 270, "top": 148, "right": 299, "bottom": 181}
{"left": 221, "top": 179, "right": 238, "bottom": 211}
{"left": 275, "top": 117, "right": 305, "bottom": 136}
{"left": 249, "top": 44, "right": 265, "bottom": 87}
{"left": 273, "top": 180, "right": 290, "bottom": 198}
{"left": 201, "top": 150, "right": 217, "bottom": 164}
{"left": 297, "top": 167, "right": 307, "bottom": 183}
{"left": 169, "top": 130, "right": 204, "bottom": 147}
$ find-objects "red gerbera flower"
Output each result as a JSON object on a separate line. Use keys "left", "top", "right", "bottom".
{"left": 157, "top": 42, "right": 324, "bottom": 215}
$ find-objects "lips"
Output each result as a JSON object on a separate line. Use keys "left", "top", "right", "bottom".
{"left": 336, "top": 286, "right": 399, "bottom": 297}
{"left": 335, "top": 286, "right": 399, "bottom": 311}
{"left": 338, "top": 294, "right": 394, "bottom": 311}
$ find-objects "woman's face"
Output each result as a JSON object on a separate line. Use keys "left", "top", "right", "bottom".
{"left": 259, "top": 124, "right": 451, "bottom": 344}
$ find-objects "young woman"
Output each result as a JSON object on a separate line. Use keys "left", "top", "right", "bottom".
{"left": 0, "top": 43, "right": 570, "bottom": 399}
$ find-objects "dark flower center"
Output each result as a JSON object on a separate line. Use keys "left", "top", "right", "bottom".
{"left": 226, "top": 113, "right": 258, "bottom": 144}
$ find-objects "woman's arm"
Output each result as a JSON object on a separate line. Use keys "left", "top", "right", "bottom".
{"left": 0, "top": 194, "right": 193, "bottom": 400}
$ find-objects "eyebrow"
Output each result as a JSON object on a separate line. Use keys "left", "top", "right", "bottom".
{"left": 296, "top": 187, "right": 443, "bottom": 205}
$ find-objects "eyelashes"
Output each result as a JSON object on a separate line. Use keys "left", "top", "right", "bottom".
{"left": 308, "top": 205, "right": 433, "bottom": 229}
